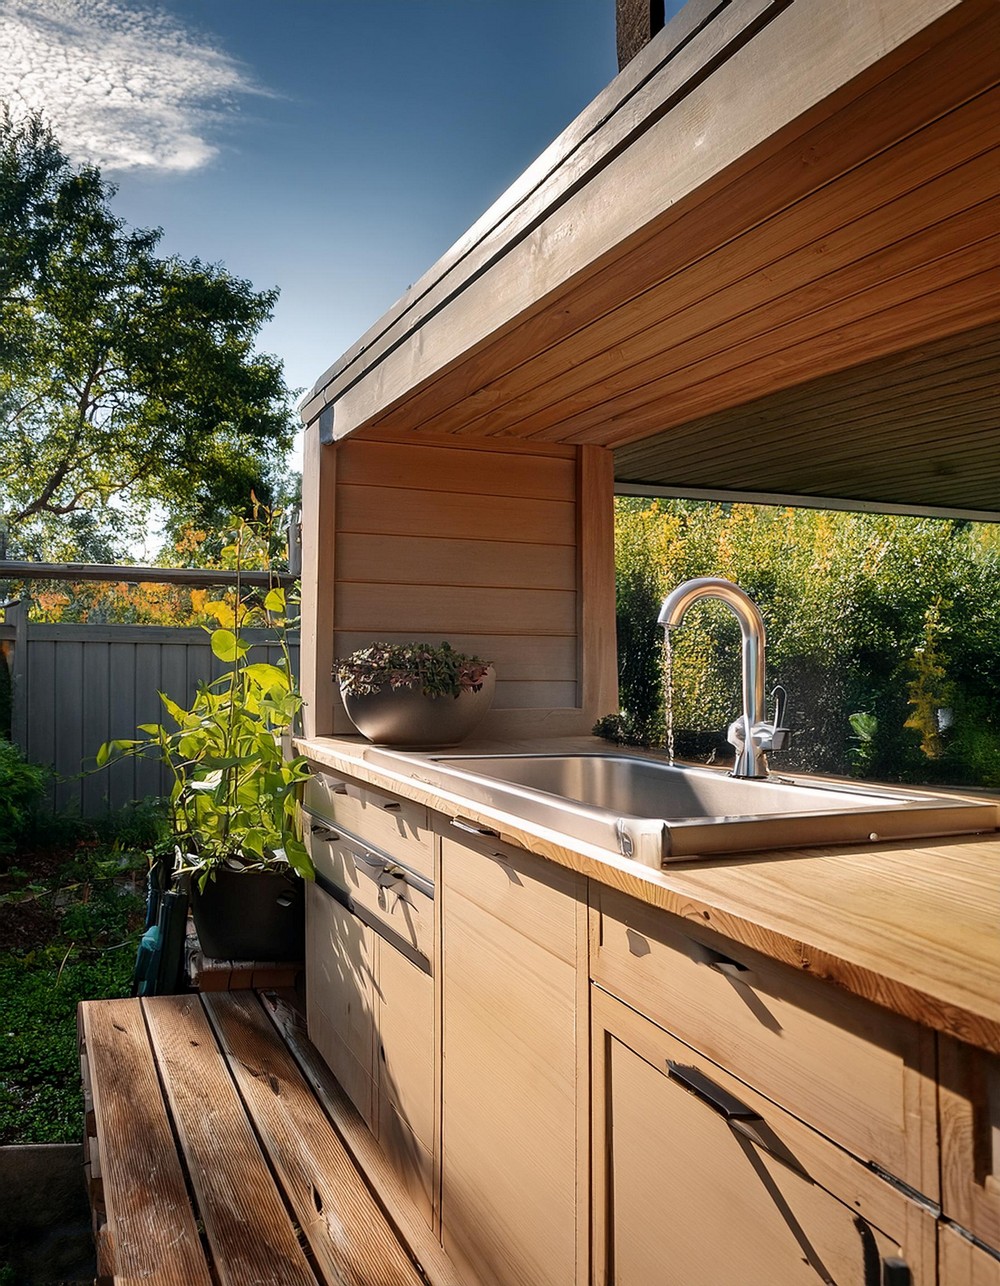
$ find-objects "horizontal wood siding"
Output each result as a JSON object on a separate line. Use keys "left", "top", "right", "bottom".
{"left": 332, "top": 439, "right": 606, "bottom": 732}
{"left": 12, "top": 622, "right": 298, "bottom": 815}
{"left": 335, "top": 534, "right": 577, "bottom": 591}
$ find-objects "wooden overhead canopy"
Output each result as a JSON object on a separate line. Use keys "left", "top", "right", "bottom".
{"left": 302, "top": 0, "right": 1000, "bottom": 517}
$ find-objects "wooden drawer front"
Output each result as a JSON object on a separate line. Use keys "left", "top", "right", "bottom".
{"left": 940, "top": 1037, "right": 1000, "bottom": 1252}
{"left": 440, "top": 826, "right": 583, "bottom": 963}
{"left": 939, "top": 1222, "right": 1000, "bottom": 1285}
{"left": 303, "top": 770, "right": 433, "bottom": 879}
{"left": 591, "top": 883, "right": 937, "bottom": 1198}
{"left": 592, "top": 987, "right": 937, "bottom": 1286}
{"left": 306, "top": 822, "right": 434, "bottom": 965}
{"left": 305, "top": 882, "right": 375, "bottom": 1126}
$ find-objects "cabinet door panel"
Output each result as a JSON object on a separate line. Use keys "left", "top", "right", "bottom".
{"left": 441, "top": 844, "right": 581, "bottom": 1286}
{"left": 939, "top": 1221, "right": 1000, "bottom": 1285}
{"left": 305, "top": 882, "right": 376, "bottom": 1125}
{"left": 592, "top": 987, "right": 936, "bottom": 1286}
{"left": 592, "top": 883, "right": 937, "bottom": 1197}
{"left": 377, "top": 940, "right": 435, "bottom": 1154}
{"left": 940, "top": 1036, "right": 1000, "bottom": 1252}
{"left": 380, "top": 1100, "right": 435, "bottom": 1230}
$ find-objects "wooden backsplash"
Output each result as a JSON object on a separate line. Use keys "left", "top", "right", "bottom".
{"left": 300, "top": 431, "right": 617, "bottom": 739}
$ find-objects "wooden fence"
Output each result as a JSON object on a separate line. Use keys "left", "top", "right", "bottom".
{"left": 3, "top": 602, "right": 299, "bottom": 816}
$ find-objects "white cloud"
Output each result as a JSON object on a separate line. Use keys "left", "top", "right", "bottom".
{"left": 0, "top": 0, "right": 267, "bottom": 172}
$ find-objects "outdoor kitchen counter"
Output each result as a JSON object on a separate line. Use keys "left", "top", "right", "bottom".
{"left": 295, "top": 734, "right": 1000, "bottom": 1056}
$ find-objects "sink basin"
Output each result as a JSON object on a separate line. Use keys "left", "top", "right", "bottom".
{"left": 363, "top": 750, "right": 998, "bottom": 867}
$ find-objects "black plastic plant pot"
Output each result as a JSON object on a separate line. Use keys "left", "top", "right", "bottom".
{"left": 189, "top": 866, "right": 305, "bottom": 962}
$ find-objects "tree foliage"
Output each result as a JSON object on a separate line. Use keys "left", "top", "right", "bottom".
{"left": 0, "top": 109, "right": 296, "bottom": 560}
{"left": 608, "top": 500, "right": 1000, "bottom": 787}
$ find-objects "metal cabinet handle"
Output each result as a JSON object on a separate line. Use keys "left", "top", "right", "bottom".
{"left": 667, "top": 1062, "right": 762, "bottom": 1122}
{"left": 667, "top": 1061, "right": 810, "bottom": 1180}
{"left": 310, "top": 824, "right": 340, "bottom": 842}
{"left": 449, "top": 815, "right": 499, "bottom": 838}
{"left": 704, "top": 948, "right": 751, "bottom": 980}
{"left": 351, "top": 848, "right": 385, "bottom": 875}
{"left": 382, "top": 801, "right": 401, "bottom": 811}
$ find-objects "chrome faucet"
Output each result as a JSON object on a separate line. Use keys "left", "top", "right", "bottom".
{"left": 658, "top": 578, "right": 788, "bottom": 779}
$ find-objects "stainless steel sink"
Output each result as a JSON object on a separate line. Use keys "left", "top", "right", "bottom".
{"left": 362, "top": 750, "right": 999, "bottom": 867}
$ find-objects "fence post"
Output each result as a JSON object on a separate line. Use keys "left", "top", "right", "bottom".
{"left": 10, "top": 598, "right": 29, "bottom": 754}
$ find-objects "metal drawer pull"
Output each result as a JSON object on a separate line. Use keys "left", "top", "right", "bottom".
{"left": 450, "top": 816, "right": 499, "bottom": 838}
{"left": 351, "top": 849, "right": 384, "bottom": 874}
{"left": 329, "top": 782, "right": 349, "bottom": 795}
{"left": 667, "top": 1062, "right": 761, "bottom": 1122}
{"left": 382, "top": 801, "right": 401, "bottom": 811}
{"left": 668, "top": 1062, "right": 809, "bottom": 1179}
{"left": 706, "top": 951, "right": 750, "bottom": 980}
{"left": 310, "top": 824, "right": 340, "bottom": 842}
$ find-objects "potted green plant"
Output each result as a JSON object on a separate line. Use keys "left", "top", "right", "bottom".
{"left": 335, "top": 641, "right": 495, "bottom": 747}
{"left": 98, "top": 520, "right": 313, "bottom": 962}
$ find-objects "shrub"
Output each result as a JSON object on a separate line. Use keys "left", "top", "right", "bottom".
{"left": 0, "top": 738, "right": 47, "bottom": 856}
{"left": 605, "top": 500, "right": 1000, "bottom": 787}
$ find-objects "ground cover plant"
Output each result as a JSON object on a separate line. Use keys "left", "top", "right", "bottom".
{"left": 0, "top": 754, "right": 153, "bottom": 1143}
{"left": 605, "top": 499, "right": 1000, "bottom": 787}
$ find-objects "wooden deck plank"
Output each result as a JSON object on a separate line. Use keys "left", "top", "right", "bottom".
{"left": 142, "top": 994, "right": 318, "bottom": 1286}
{"left": 202, "top": 990, "right": 425, "bottom": 1286}
{"left": 261, "top": 989, "right": 466, "bottom": 1286}
{"left": 78, "top": 998, "right": 212, "bottom": 1286}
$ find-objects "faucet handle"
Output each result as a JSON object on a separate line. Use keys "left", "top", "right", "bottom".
{"left": 767, "top": 685, "right": 791, "bottom": 752}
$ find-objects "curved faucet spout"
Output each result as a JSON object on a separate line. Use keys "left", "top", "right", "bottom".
{"left": 658, "top": 578, "right": 768, "bottom": 778}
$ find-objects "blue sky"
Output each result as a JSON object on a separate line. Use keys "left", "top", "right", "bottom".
{"left": 1, "top": 0, "right": 633, "bottom": 438}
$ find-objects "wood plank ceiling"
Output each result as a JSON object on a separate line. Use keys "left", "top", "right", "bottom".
{"left": 304, "top": 0, "right": 1000, "bottom": 517}
{"left": 614, "top": 324, "right": 1000, "bottom": 513}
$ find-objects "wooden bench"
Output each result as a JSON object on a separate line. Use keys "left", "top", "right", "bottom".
{"left": 78, "top": 990, "right": 460, "bottom": 1286}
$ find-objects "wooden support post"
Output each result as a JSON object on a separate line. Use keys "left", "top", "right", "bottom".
{"left": 578, "top": 446, "right": 619, "bottom": 725}
{"left": 10, "top": 598, "right": 28, "bottom": 756}
{"left": 299, "top": 423, "right": 338, "bottom": 738}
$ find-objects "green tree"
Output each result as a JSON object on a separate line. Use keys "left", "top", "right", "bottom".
{"left": 0, "top": 109, "right": 296, "bottom": 560}
{"left": 606, "top": 499, "right": 1000, "bottom": 786}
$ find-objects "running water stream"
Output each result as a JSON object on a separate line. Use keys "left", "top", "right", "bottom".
{"left": 662, "top": 629, "right": 675, "bottom": 765}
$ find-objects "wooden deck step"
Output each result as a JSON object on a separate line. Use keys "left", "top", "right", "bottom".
{"left": 78, "top": 991, "right": 453, "bottom": 1286}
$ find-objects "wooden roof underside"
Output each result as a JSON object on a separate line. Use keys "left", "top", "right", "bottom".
{"left": 303, "top": 0, "right": 1000, "bottom": 518}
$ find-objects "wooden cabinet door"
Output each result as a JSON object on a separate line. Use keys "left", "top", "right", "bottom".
{"left": 939, "top": 1222, "right": 1000, "bottom": 1285}
{"left": 940, "top": 1036, "right": 1000, "bottom": 1254}
{"left": 376, "top": 939, "right": 435, "bottom": 1227}
{"left": 305, "top": 881, "right": 376, "bottom": 1126}
{"left": 440, "top": 834, "right": 584, "bottom": 1286}
{"left": 592, "top": 986, "right": 936, "bottom": 1286}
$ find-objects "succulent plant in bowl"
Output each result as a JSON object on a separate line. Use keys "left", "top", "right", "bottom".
{"left": 334, "top": 641, "right": 495, "bottom": 746}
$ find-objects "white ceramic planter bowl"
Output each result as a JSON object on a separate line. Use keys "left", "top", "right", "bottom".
{"left": 340, "top": 669, "right": 495, "bottom": 747}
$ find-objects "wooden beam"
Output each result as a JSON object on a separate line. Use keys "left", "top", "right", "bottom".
{"left": 0, "top": 560, "right": 291, "bottom": 587}
{"left": 300, "top": 0, "right": 733, "bottom": 422}
{"left": 614, "top": 482, "right": 1000, "bottom": 524}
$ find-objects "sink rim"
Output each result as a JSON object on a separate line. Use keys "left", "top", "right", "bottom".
{"left": 361, "top": 747, "right": 999, "bottom": 867}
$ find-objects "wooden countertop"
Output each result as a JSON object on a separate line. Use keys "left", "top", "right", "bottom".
{"left": 295, "top": 734, "right": 1000, "bottom": 1055}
